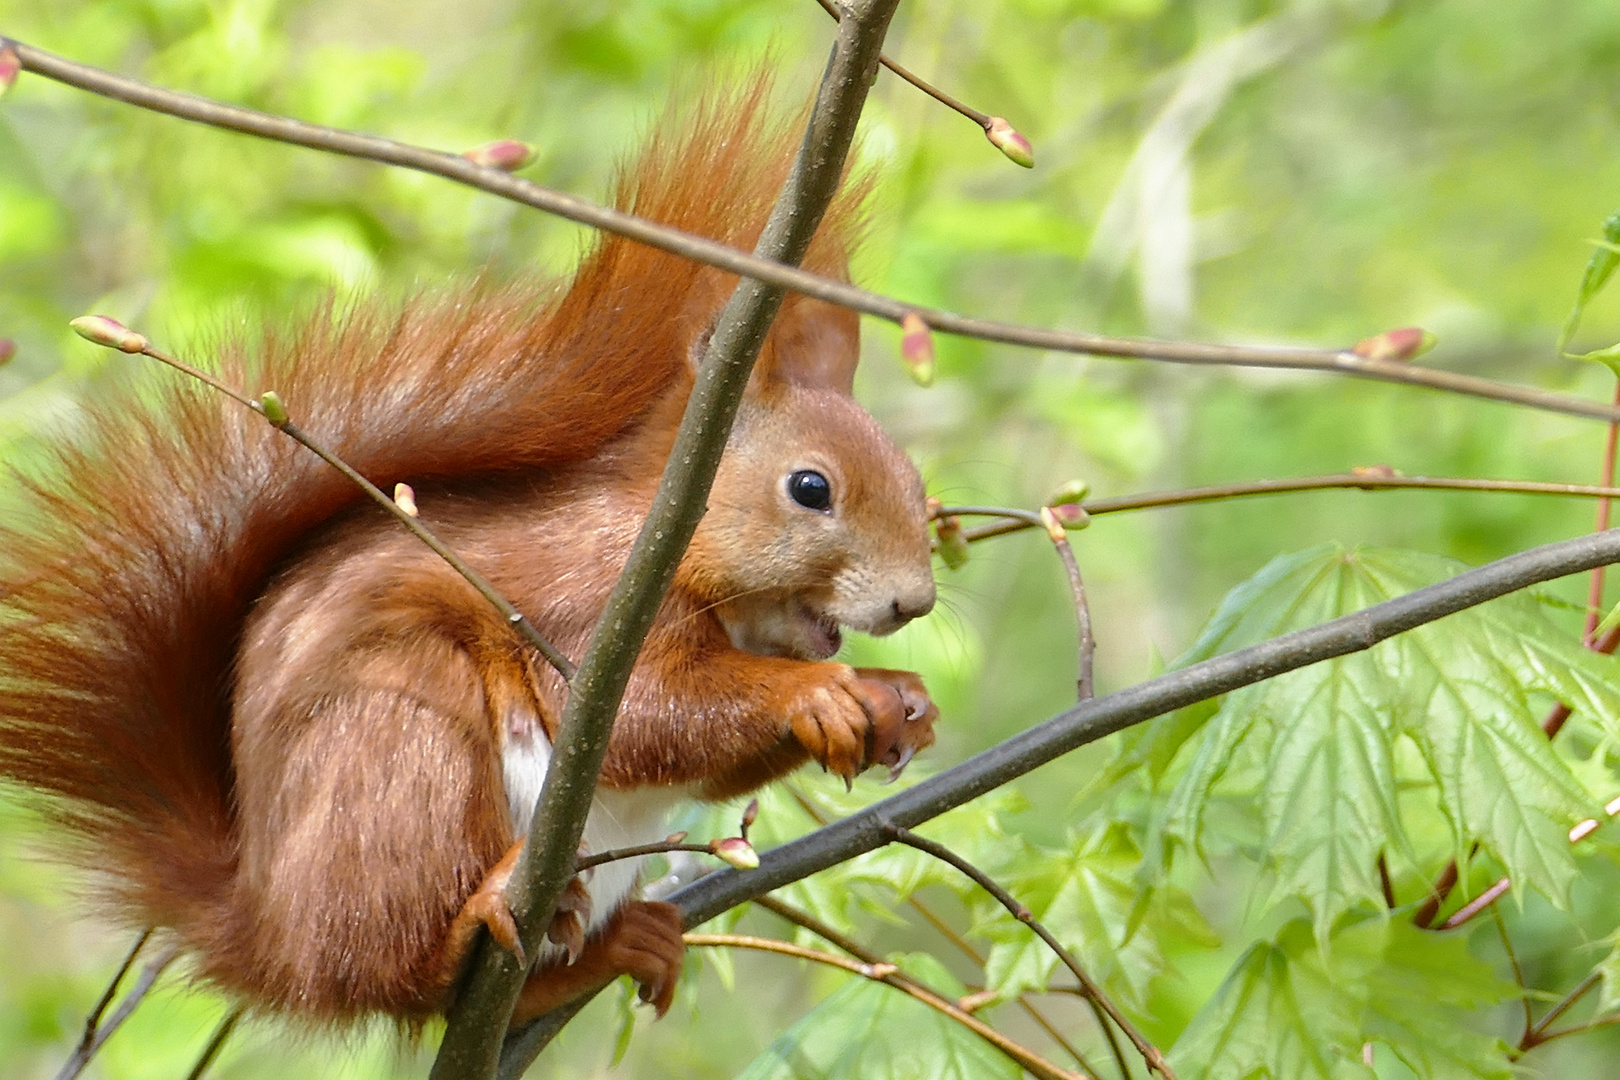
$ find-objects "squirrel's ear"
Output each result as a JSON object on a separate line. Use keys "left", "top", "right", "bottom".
{"left": 751, "top": 296, "right": 860, "bottom": 395}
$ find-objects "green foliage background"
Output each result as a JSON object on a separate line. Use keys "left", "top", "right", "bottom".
{"left": 8, "top": 0, "right": 1620, "bottom": 1077}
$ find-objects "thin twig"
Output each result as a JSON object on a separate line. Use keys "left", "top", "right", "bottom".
{"left": 1439, "top": 877, "right": 1512, "bottom": 930}
{"left": 754, "top": 893, "right": 1108, "bottom": 1075}
{"left": 1376, "top": 854, "right": 1396, "bottom": 910}
{"left": 885, "top": 825, "right": 1173, "bottom": 1080}
{"left": 939, "top": 474, "right": 1620, "bottom": 545}
{"left": 684, "top": 933, "right": 1088, "bottom": 1080}
{"left": 1522, "top": 971, "right": 1602, "bottom": 1051}
{"left": 753, "top": 894, "right": 885, "bottom": 966}
{"left": 782, "top": 786, "right": 1107, "bottom": 1076}
{"left": 575, "top": 842, "right": 716, "bottom": 872}
{"left": 12, "top": 39, "right": 1620, "bottom": 422}
{"left": 183, "top": 1007, "right": 244, "bottom": 1080}
{"left": 1491, "top": 906, "right": 1533, "bottom": 1039}
{"left": 54, "top": 945, "right": 180, "bottom": 1080}
{"left": 133, "top": 341, "right": 575, "bottom": 679}
{"left": 71, "top": 928, "right": 150, "bottom": 1058}
{"left": 809, "top": 0, "right": 990, "bottom": 125}
{"left": 1040, "top": 508, "right": 1095, "bottom": 700}
{"left": 1584, "top": 384, "right": 1620, "bottom": 643}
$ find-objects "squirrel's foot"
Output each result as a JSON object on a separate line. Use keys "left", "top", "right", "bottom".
{"left": 430, "top": 840, "right": 526, "bottom": 1002}
{"left": 789, "top": 665, "right": 938, "bottom": 785}
{"left": 545, "top": 872, "right": 593, "bottom": 964}
{"left": 513, "top": 900, "right": 685, "bottom": 1023}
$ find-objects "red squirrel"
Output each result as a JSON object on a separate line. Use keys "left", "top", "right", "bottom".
{"left": 0, "top": 87, "right": 938, "bottom": 1027}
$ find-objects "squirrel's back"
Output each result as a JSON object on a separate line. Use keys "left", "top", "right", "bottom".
{"left": 0, "top": 82, "right": 860, "bottom": 962}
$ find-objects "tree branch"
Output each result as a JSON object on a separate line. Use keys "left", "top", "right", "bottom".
{"left": 9, "top": 37, "right": 1620, "bottom": 422}
{"left": 435, "top": 4, "right": 903, "bottom": 1075}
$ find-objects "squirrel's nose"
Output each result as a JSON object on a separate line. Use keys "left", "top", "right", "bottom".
{"left": 891, "top": 583, "right": 936, "bottom": 624}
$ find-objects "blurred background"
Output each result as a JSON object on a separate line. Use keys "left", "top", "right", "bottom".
{"left": 5, "top": 0, "right": 1620, "bottom": 1075}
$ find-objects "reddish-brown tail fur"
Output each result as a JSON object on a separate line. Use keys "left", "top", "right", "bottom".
{"left": 0, "top": 82, "right": 858, "bottom": 1002}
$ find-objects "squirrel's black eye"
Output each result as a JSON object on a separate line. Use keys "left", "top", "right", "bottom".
{"left": 786, "top": 469, "right": 833, "bottom": 512}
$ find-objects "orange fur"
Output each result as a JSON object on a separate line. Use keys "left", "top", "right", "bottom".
{"left": 0, "top": 83, "right": 937, "bottom": 1025}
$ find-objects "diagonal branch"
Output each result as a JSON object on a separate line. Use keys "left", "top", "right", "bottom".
{"left": 507, "top": 525, "right": 1620, "bottom": 1059}
{"left": 7, "top": 37, "right": 1620, "bottom": 423}
{"left": 433, "top": 3, "right": 904, "bottom": 1076}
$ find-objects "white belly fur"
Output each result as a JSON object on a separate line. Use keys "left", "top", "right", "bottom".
{"left": 502, "top": 720, "right": 686, "bottom": 954}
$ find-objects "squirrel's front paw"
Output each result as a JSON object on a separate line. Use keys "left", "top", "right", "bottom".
{"left": 853, "top": 667, "right": 938, "bottom": 780}
{"left": 789, "top": 666, "right": 937, "bottom": 785}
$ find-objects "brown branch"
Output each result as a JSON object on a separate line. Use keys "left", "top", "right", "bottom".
{"left": 886, "top": 825, "right": 1174, "bottom": 1080}
{"left": 183, "top": 1007, "right": 243, "bottom": 1080}
{"left": 55, "top": 945, "right": 180, "bottom": 1080}
{"left": 11, "top": 39, "right": 1620, "bottom": 421}
{"left": 942, "top": 474, "right": 1620, "bottom": 545}
{"left": 1041, "top": 508, "right": 1095, "bottom": 700}
{"left": 752, "top": 894, "right": 886, "bottom": 967}
{"left": 1519, "top": 971, "right": 1604, "bottom": 1053}
{"left": 683, "top": 933, "right": 1088, "bottom": 1080}
{"left": 69, "top": 928, "right": 150, "bottom": 1062}
{"left": 1439, "top": 877, "right": 1512, "bottom": 930}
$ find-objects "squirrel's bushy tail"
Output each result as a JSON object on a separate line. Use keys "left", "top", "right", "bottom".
{"left": 0, "top": 82, "right": 859, "bottom": 956}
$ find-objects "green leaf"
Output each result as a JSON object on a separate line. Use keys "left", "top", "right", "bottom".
{"left": 1170, "top": 918, "right": 1514, "bottom": 1080}
{"left": 976, "top": 823, "right": 1216, "bottom": 1009}
{"left": 1148, "top": 545, "right": 1605, "bottom": 941}
{"left": 1560, "top": 209, "right": 1620, "bottom": 351}
{"left": 732, "top": 953, "right": 1021, "bottom": 1080}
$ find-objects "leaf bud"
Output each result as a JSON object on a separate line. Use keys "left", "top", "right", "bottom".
{"left": 935, "top": 514, "right": 969, "bottom": 570}
{"left": 900, "top": 312, "right": 935, "bottom": 387}
{"left": 1045, "top": 479, "right": 1090, "bottom": 507}
{"left": 1049, "top": 502, "right": 1091, "bottom": 530}
{"left": 740, "top": 797, "right": 759, "bottom": 832}
{"left": 709, "top": 836, "right": 759, "bottom": 870}
{"left": 462, "top": 139, "right": 535, "bottom": 171}
{"left": 258, "top": 391, "right": 289, "bottom": 425}
{"left": 69, "top": 315, "right": 148, "bottom": 354}
{"left": 0, "top": 338, "right": 14, "bottom": 367}
{"left": 983, "top": 116, "right": 1034, "bottom": 168}
{"left": 664, "top": 831, "right": 689, "bottom": 844}
{"left": 0, "top": 41, "right": 19, "bottom": 98}
{"left": 1351, "top": 327, "right": 1436, "bottom": 362}
{"left": 393, "top": 482, "right": 419, "bottom": 517}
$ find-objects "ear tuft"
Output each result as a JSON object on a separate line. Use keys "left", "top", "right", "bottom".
{"left": 752, "top": 297, "right": 860, "bottom": 395}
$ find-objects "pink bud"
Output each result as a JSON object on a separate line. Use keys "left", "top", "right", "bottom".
{"left": 393, "top": 482, "right": 418, "bottom": 517}
{"left": 0, "top": 338, "right": 14, "bottom": 366}
{"left": 1351, "top": 327, "right": 1435, "bottom": 362}
{"left": 741, "top": 797, "right": 759, "bottom": 831}
{"left": 69, "top": 315, "right": 148, "bottom": 354}
{"left": 0, "top": 41, "right": 19, "bottom": 98}
{"left": 1048, "top": 502, "right": 1090, "bottom": 530}
{"left": 462, "top": 139, "right": 535, "bottom": 172}
{"left": 984, "top": 116, "right": 1034, "bottom": 169}
{"left": 709, "top": 836, "right": 759, "bottom": 870}
{"left": 900, "top": 312, "right": 935, "bottom": 387}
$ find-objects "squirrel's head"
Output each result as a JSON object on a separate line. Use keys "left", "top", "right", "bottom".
{"left": 688, "top": 296, "right": 936, "bottom": 661}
